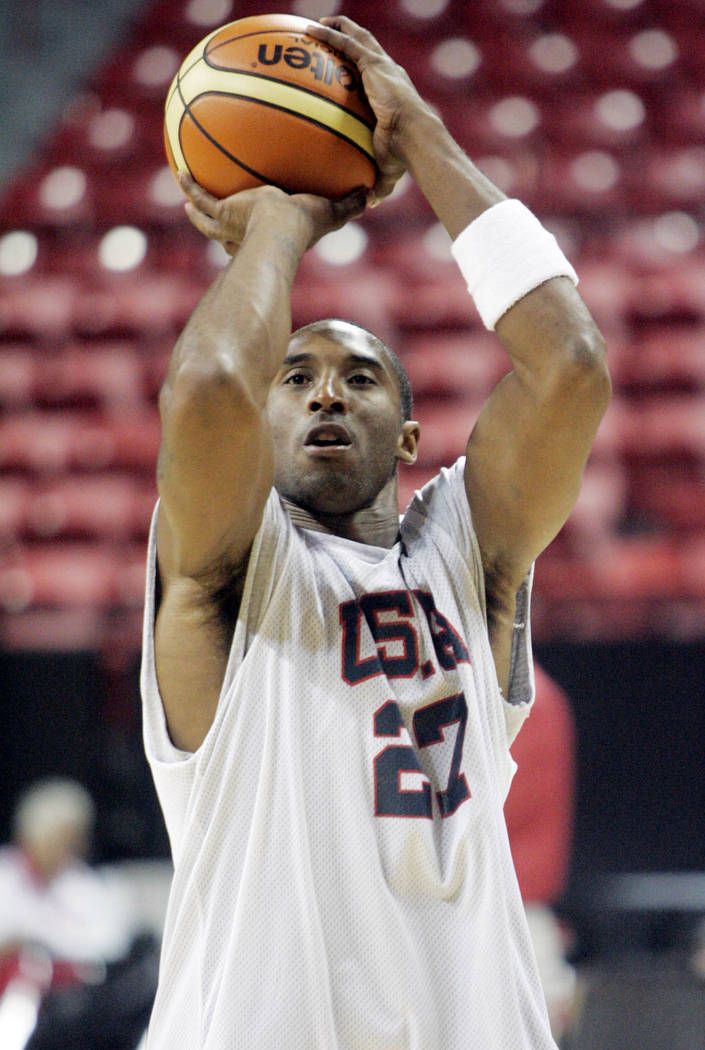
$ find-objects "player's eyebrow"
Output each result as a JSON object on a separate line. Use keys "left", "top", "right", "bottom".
{"left": 282, "top": 351, "right": 386, "bottom": 373}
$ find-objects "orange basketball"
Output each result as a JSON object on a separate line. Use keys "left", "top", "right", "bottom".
{"left": 164, "top": 13, "right": 377, "bottom": 199}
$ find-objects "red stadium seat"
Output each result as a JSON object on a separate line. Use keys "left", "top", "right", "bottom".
{"left": 0, "top": 412, "right": 76, "bottom": 475}
{"left": 25, "top": 476, "right": 155, "bottom": 541}
{"left": 412, "top": 399, "right": 483, "bottom": 467}
{"left": 0, "top": 478, "right": 30, "bottom": 537}
{"left": 0, "top": 275, "right": 78, "bottom": 344}
{"left": 628, "top": 464, "right": 705, "bottom": 534}
{"left": 545, "top": 89, "right": 650, "bottom": 152}
{"left": 0, "top": 409, "right": 161, "bottom": 475}
{"left": 0, "top": 348, "right": 37, "bottom": 407}
{"left": 72, "top": 271, "right": 202, "bottom": 341}
{"left": 34, "top": 344, "right": 146, "bottom": 410}
{"left": 0, "top": 607, "right": 106, "bottom": 650}
{"left": 0, "top": 544, "right": 118, "bottom": 611}
{"left": 620, "top": 325, "right": 705, "bottom": 392}
{"left": 402, "top": 330, "right": 508, "bottom": 402}
{"left": 634, "top": 147, "right": 705, "bottom": 212}
{"left": 537, "top": 150, "right": 628, "bottom": 216}
{"left": 615, "top": 395, "right": 705, "bottom": 462}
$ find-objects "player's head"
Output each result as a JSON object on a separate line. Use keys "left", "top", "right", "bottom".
{"left": 13, "top": 778, "right": 95, "bottom": 879}
{"left": 292, "top": 320, "right": 414, "bottom": 422}
{"left": 267, "top": 319, "right": 419, "bottom": 517}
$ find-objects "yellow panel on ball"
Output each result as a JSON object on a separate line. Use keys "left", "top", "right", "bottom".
{"left": 164, "top": 13, "right": 377, "bottom": 199}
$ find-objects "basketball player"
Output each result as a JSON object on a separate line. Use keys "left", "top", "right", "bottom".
{"left": 141, "top": 16, "right": 610, "bottom": 1049}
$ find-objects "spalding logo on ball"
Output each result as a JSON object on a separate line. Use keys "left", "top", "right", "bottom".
{"left": 164, "top": 13, "right": 378, "bottom": 199}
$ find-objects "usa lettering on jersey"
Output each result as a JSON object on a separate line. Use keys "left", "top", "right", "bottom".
{"left": 339, "top": 589, "right": 472, "bottom": 820}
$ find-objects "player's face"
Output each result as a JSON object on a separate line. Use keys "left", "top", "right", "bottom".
{"left": 267, "top": 325, "right": 415, "bottom": 516}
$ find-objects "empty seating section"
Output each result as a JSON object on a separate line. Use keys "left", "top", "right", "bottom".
{"left": 1, "top": 0, "right": 704, "bottom": 647}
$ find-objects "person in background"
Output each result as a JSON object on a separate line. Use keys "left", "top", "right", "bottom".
{"left": 0, "top": 777, "right": 157, "bottom": 1050}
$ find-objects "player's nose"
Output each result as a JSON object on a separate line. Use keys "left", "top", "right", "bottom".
{"left": 307, "top": 372, "right": 347, "bottom": 414}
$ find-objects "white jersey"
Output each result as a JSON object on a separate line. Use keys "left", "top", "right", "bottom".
{"left": 141, "top": 459, "right": 557, "bottom": 1050}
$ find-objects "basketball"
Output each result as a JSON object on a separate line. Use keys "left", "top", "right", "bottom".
{"left": 164, "top": 13, "right": 377, "bottom": 200}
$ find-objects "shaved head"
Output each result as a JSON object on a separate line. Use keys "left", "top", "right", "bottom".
{"left": 290, "top": 320, "right": 413, "bottom": 422}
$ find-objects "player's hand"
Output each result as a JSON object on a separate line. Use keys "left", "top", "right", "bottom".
{"left": 306, "top": 16, "right": 430, "bottom": 205}
{"left": 179, "top": 174, "right": 366, "bottom": 254}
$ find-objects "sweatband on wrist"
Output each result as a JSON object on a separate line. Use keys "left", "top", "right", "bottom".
{"left": 450, "top": 199, "right": 579, "bottom": 331}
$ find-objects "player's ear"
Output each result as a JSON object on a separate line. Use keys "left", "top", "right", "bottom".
{"left": 396, "top": 420, "right": 420, "bottom": 465}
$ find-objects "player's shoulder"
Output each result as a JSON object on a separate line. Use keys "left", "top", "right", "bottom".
{"left": 401, "top": 458, "right": 470, "bottom": 541}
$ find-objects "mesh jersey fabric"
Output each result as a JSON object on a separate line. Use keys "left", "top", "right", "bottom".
{"left": 141, "top": 458, "right": 557, "bottom": 1050}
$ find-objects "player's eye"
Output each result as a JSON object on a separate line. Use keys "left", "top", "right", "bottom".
{"left": 348, "top": 373, "right": 375, "bottom": 386}
{"left": 284, "top": 371, "right": 310, "bottom": 385}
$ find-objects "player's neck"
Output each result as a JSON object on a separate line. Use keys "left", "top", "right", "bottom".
{"left": 281, "top": 496, "right": 401, "bottom": 548}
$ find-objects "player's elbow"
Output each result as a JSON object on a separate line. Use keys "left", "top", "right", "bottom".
{"left": 557, "top": 325, "right": 611, "bottom": 416}
{"left": 160, "top": 356, "right": 257, "bottom": 423}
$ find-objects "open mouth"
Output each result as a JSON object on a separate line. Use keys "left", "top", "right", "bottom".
{"left": 304, "top": 423, "right": 352, "bottom": 450}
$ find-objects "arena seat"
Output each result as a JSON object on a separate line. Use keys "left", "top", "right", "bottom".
{"left": 537, "top": 150, "right": 628, "bottom": 216}
{"left": 402, "top": 330, "right": 508, "bottom": 401}
{"left": 0, "top": 274, "right": 79, "bottom": 344}
{"left": 72, "top": 271, "right": 202, "bottom": 341}
{"left": 654, "top": 86, "right": 705, "bottom": 147}
{"left": 0, "top": 544, "right": 118, "bottom": 611}
{"left": 34, "top": 344, "right": 146, "bottom": 411}
{"left": 631, "top": 260, "right": 705, "bottom": 325}
{"left": 0, "top": 412, "right": 76, "bottom": 475}
{"left": 569, "top": 257, "right": 636, "bottom": 335}
{"left": 0, "top": 478, "right": 30, "bottom": 538}
{"left": 25, "top": 476, "right": 155, "bottom": 542}
{"left": 0, "top": 347, "right": 37, "bottom": 407}
{"left": 446, "top": 95, "right": 545, "bottom": 157}
{"left": 478, "top": 30, "right": 583, "bottom": 98}
{"left": 0, "top": 607, "right": 106, "bottom": 650}
{"left": 0, "top": 408, "right": 160, "bottom": 476}
{"left": 621, "top": 325, "right": 705, "bottom": 392}
{"left": 0, "top": 161, "right": 96, "bottom": 230}
{"left": 627, "top": 463, "right": 705, "bottom": 535}
{"left": 636, "top": 146, "right": 705, "bottom": 213}
{"left": 545, "top": 89, "right": 650, "bottom": 152}
{"left": 615, "top": 395, "right": 705, "bottom": 462}
{"left": 70, "top": 411, "right": 161, "bottom": 473}
{"left": 413, "top": 399, "right": 483, "bottom": 466}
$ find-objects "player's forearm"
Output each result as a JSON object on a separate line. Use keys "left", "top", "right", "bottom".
{"left": 399, "top": 106, "right": 608, "bottom": 386}
{"left": 397, "top": 106, "right": 505, "bottom": 239}
{"left": 165, "top": 205, "right": 310, "bottom": 402}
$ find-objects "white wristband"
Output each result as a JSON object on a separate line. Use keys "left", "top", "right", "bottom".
{"left": 450, "top": 199, "right": 578, "bottom": 330}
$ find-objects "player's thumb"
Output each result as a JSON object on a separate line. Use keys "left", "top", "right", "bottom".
{"left": 332, "top": 185, "right": 369, "bottom": 223}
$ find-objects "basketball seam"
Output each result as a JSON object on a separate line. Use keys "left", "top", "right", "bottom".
{"left": 179, "top": 107, "right": 278, "bottom": 190}
{"left": 180, "top": 90, "right": 377, "bottom": 190}
{"left": 203, "top": 64, "right": 376, "bottom": 133}
{"left": 171, "top": 46, "right": 375, "bottom": 133}
{"left": 174, "top": 62, "right": 375, "bottom": 160}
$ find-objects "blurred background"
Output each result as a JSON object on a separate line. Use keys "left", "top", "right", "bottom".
{"left": 0, "top": 0, "right": 704, "bottom": 1046}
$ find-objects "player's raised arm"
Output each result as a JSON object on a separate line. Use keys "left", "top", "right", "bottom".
{"left": 157, "top": 179, "right": 366, "bottom": 581}
{"left": 308, "top": 17, "right": 611, "bottom": 690}
{"left": 154, "top": 180, "right": 365, "bottom": 749}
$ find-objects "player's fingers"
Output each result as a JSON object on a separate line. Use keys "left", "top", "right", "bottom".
{"left": 370, "top": 171, "right": 401, "bottom": 205}
{"left": 305, "top": 19, "right": 378, "bottom": 66}
{"left": 330, "top": 185, "right": 368, "bottom": 223}
{"left": 184, "top": 201, "right": 230, "bottom": 241}
{"left": 178, "top": 172, "right": 218, "bottom": 216}
{"left": 318, "top": 15, "right": 386, "bottom": 56}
